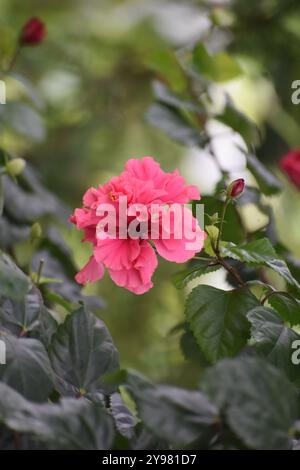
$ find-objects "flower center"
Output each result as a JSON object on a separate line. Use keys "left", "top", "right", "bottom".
{"left": 109, "top": 191, "right": 118, "bottom": 201}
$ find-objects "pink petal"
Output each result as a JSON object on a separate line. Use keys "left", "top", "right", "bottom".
{"left": 125, "top": 156, "right": 165, "bottom": 183}
{"left": 75, "top": 256, "right": 105, "bottom": 285}
{"left": 125, "top": 157, "right": 200, "bottom": 204}
{"left": 94, "top": 238, "right": 141, "bottom": 270}
{"left": 71, "top": 208, "right": 99, "bottom": 229}
{"left": 83, "top": 186, "right": 100, "bottom": 207}
{"left": 153, "top": 207, "right": 206, "bottom": 262}
{"left": 108, "top": 241, "right": 157, "bottom": 294}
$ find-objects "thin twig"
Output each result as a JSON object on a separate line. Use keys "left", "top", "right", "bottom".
{"left": 260, "top": 290, "right": 289, "bottom": 306}
{"left": 216, "top": 255, "right": 249, "bottom": 290}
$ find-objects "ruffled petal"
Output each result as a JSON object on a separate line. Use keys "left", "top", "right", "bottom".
{"left": 153, "top": 207, "right": 206, "bottom": 262}
{"left": 108, "top": 241, "right": 157, "bottom": 294}
{"left": 75, "top": 256, "right": 105, "bottom": 285}
{"left": 94, "top": 238, "right": 141, "bottom": 270}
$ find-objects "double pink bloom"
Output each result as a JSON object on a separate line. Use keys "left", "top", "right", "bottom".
{"left": 70, "top": 157, "right": 205, "bottom": 294}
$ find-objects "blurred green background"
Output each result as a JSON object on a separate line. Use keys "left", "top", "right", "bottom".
{"left": 1, "top": 0, "right": 300, "bottom": 386}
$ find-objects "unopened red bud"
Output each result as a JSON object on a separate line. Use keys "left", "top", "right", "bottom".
{"left": 20, "top": 17, "right": 46, "bottom": 46}
{"left": 227, "top": 178, "right": 245, "bottom": 198}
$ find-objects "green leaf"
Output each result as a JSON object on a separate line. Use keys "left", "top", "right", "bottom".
{"left": 215, "top": 98, "right": 259, "bottom": 146}
{"left": 247, "top": 306, "right": 300, "bottom": 382}
{"left": 185, "top": 285, "right": 259, "bottom": 362}
{"left": 201, "top": 357, "right": 298, "bottom": 449}
{"left": 193, "top": 44, "right": 242, "bottom": 82}
{"left": 203, "top": 196, "right": 245, "bottom": 244}
{"left": 0, "top": 286, "right": 42, "bottom": 335}
{"left": 268, "top": 293, "right": 300, "bottom": 326}
{"left": 146, "top": 103, "right": 208, "bottom": 147}
{"left": 127, "top": 372, "right": 218, "bottom": 446}
{"left": 0, "top": 332, "right": 54, "bottom": 402}
{"left": 0, "top": 102, "right": 45, "bottom": 142}
{"left": 145, "top": 48, "right": 186, "bottom": 92}
{"left": 43, "top": 289, "right": 75, "bottom": 313}
{"left": 0, "top": 382, "right": 114, "bottom": 449}
{"left": 221, "top": 238, "right": 300, "bottom": 290}
{"left": 153, "top": 80, "right": 204, "bottom": 114}
{"left": 110, "top": 392, "right": 137, "bottom": 440}
{"left": 171, "top": 260, "right": 220, "bottom": 289}
{"left": 180, "top": 324, "right": 210, "bottom": 367}
{"left": 0, "top": 216, "right": 30, "bottom": 249}
{"left": 246, "top": 153, "right": 282, "bottom": 195}
{"left": 49, "top": 306, "right": 119, "bottom": 396}
{"left": 0, "top": 251, "right": 29, "bottom": 300}
{"left": 204, "top": 225, "right": 219, "bottom": 256}
{"left": 3, "top": 175, "right": 60, "bottom": 224}
{"left": 35, "top": 307, "right": 59, "bottom": 347}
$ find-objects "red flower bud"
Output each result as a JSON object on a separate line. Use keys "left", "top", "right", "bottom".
{"left": 20, "top": 17, "right": 46, "bottom": 46}
{"left": 227, "top": 178, "right": 245, "bottom": 198}
{"left": 279, "top": 149, "right": 300, "bottom": 190}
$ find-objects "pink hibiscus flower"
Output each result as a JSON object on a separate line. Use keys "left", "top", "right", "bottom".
{"left": 70, "top": 157, "right": 205, "bottom": 294}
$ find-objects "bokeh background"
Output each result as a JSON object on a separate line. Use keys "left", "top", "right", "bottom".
{"left": 1, "top": 0, "right": 300, "bottom": 386}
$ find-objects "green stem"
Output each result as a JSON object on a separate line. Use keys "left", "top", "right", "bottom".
{"left": 3, "top": 45, "right": 21, "bottom": 75}
{"left": 194, "top": 255, "right": 216, "bottom": 262}
{"left": 260, "top": 290, "right": 290, "bottom": 306}
{"left": 36, "top": 258, "right": 44, "bottom": 285}
{"left": 216, "top": 197, "right": 229, "bottom": 254}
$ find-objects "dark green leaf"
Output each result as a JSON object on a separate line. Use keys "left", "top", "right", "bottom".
{"left": 201, "top": 357, "right": 298, "bottom": 449}
{"left": 185, "top": 285, "right": 259, "bottom": 362}
{"left": 33, "top": 250, "right": 104, "bottom": 311}
{"left": 268, "top": 293, "right": 300, "bottom": 326}
{"left": 172, "top": 260, "right": 220, "bottom": 289}
{"left": 0, "top": 286, "right": 42, "bottom": 335}
{"left": 110, "top": 392, "right": 137, "bottom": 439}
{"left": 180, "top": 325, "right": 210, "bottom": 367}
{"left": 3, "top": 176, "right": 59, "bottom": 224}
{"left": 246, "top": 153, "right": 282, "bottom": 195}
{"left": 0, "top": 216, "right": 30, "bottom": 249}
{"left": 49, "top": 306, "right": 119, "bottom": 396}
{"left": 153, "top": 80, "right": 204, "bottom": 114}
{"left": 0, "top": 251, "right": 29, "bottom": 300}
{"left": 0, "top": 382, "right": 114, "bottom": 449}
{"left": 215, "top": 98, "right": 259, "bottom": 146}
{"left": 247, "top": 306, "right": 300, "bottom": 382}
{"left": 127, "top": 372, "right": 218, "bottom": 446}
{"left": 146, "top": 103, "right": 208, "bottom": 147}
{"left": 221, "top": 238, "right": 300, "bottom": 290}
{"left": 34, "top": 306, "right": 59, "bottom": 347}
{"left": 0, "top": 332, "right": 54, "bottom": 402}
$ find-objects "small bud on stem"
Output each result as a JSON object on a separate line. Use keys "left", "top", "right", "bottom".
{"left": 227, "top": 178, "right": 245, "bottom": 199}
{"left": 19, "top": 17, "right": 46, "bottom": 46}
{"left": 5, "top": 158, "right": 26, "bottom": 177}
